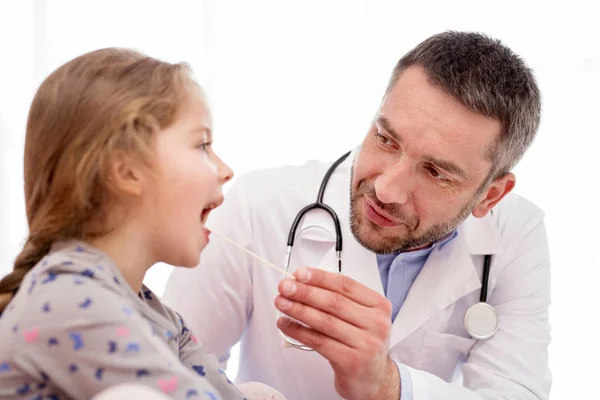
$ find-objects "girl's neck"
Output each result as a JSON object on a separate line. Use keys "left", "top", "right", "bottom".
{"left": 87, "top": 224, "right": 155, "bottom": 294}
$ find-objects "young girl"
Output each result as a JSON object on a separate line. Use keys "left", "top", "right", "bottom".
{"left": 0, "top": 48, "right": 283, "bottom": 400}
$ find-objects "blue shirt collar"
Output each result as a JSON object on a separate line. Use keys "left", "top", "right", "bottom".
{"left": 376, "top": 230, "right": 458, "bottom": 262}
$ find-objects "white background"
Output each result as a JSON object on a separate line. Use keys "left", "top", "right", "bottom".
{"left": 0, "top": 1, "right": 598, "bottom": 398}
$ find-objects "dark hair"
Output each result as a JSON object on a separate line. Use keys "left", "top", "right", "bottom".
{"left": 0, "top": 48, "right": 197, "bottom": 313}
{"left": 387, "top": 31, "right": 541, "bottom": 180}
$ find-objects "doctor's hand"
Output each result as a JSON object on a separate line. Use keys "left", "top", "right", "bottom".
{"left": 275, "top": 267, "right": 400, "bottom": 400}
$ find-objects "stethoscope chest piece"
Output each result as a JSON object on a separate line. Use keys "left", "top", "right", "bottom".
{"left": 464, "top": 302, "right": 499, "bottom": 340}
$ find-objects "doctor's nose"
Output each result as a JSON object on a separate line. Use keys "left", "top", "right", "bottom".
{"left": 373, "top": 161, "right": 414, "bottom": 205}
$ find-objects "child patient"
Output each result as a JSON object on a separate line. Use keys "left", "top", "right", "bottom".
{"left": 0, "top": 48, "right": 283, "bottom": 400}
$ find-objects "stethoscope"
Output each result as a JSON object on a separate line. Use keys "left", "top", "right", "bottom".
{"left": 278, "top": 152, "right": 499, "bottom": 351}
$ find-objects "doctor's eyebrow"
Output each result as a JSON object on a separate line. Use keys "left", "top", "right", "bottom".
{"left": 423, "top": 155, "right": 471, "bottom": 180}
{"left": 376, "top": 116, "right": 471, "bottom": 180}
{"left": 376, "top": 116, "right": 402, "bottom": 144}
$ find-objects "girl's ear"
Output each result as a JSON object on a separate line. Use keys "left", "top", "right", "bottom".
{"left": 107, "top": 151, "right": 146, "bottom": 197}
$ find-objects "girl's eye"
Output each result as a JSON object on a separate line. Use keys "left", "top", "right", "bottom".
{"left": 197, "top": 142, "right": 211, "bottom": 152}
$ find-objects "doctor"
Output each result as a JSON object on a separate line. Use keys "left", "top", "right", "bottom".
{"left": 163, "top": 31, "right": 551, "bottom": 400}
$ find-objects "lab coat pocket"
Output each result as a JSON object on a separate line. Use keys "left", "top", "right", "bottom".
{"left": 417, "top": 330, "right": 476, "bottom": 382}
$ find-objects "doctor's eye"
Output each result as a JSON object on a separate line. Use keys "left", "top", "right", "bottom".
{"left": 374, "top": 133, "right": 394, "bottom": 148}
{"left": 425, "top": 166, "right": 450, "bottom": 182}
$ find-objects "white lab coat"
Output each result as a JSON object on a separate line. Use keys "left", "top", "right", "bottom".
{"left": 162, "top": 153, "right": 551, "bottom": 400}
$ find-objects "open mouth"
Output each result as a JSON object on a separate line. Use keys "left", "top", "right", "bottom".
{"left": 200, "top": 199, "right": 223, "bottom": 224}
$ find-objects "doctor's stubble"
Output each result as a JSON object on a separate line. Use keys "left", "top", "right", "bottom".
{"left": 349, "top": 164, "right": 483, "bottom": 254}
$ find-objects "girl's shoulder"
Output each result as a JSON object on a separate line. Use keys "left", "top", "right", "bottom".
{"left": 4, "top": 242, "right": 140, "bottom": 341}
{"left": 138, "top": 285, "right": 190, "bottom": 341}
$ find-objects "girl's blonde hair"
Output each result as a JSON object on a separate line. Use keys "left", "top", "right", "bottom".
{"left": 0, "top": 48, "right": 197, "bottom": 312}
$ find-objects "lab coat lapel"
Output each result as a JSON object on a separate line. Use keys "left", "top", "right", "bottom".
{"left": 389, "top": 230, "right": 480, "bottom": 344}
{"left": 389, "top": 212, "right": 503, "bottom": 344}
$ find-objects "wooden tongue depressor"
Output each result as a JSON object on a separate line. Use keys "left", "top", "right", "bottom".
{"left": 208, "top": 229, "right": 296, "bottom": 279}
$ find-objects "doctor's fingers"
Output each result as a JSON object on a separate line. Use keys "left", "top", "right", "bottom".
{"left": 275, "top": 296, "right": 365, "bottom": 348}
{"left": 277, "top": 278, "right": 391, "bottom": 335}
{"left": 276, "top": 316, "right": 353, "bottom": 364}
{"left": 293, "top": 267, "right": 386, "bottom": 309}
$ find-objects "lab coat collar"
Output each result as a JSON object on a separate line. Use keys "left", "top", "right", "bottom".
{"left": 459, "top": 210, "right": 504, "bottom": 255}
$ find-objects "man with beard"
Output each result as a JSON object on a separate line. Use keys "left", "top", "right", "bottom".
{"left": 164, "top": 31, "right": 551, "bottom": 400}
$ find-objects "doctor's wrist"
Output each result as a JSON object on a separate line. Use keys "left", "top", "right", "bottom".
{"left": 372, "top": 357, "right": 400, "bottom": 400}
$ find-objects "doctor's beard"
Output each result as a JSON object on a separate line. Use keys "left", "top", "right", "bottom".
{"left": 349, "top": 180, "right": 479, "bottom": 254}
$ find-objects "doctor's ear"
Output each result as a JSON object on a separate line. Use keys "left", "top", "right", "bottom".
{"left": 472, "top": 172, "right": 515, "bottom": 218}
{"left": 106, "top": 150, "right": 146, "bottom": 197}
